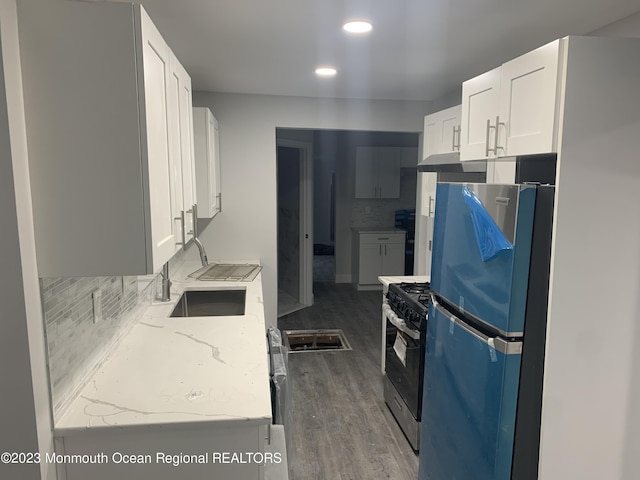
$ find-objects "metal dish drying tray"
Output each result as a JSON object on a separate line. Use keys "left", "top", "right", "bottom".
{"left": 188, "top": 263, "right": 262, "bottom": 282}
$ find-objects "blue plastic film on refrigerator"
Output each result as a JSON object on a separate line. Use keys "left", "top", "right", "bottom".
{"left": 430, "top": 183, "right": 537, "bottom": 335}
{"left": 462, "top": 185, "right": 513, "bottom": 261}
{"left": 419, "top": 302, "right": 522, "bottom": 480}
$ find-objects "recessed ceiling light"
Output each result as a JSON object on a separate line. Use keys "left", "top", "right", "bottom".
{"left": 315, "top": 67, "right": 337, "bottom": 77}
{"left": 343, "top": 21, "right": 372, "bottom": 34}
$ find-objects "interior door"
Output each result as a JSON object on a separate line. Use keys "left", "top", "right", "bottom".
{"left": 276, "top": 138, "right": 314, "bottom": 315}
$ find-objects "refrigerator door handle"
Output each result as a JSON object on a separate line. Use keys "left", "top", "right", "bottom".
{"left": 431, "top": 297, "right": 522, "bottom": 355}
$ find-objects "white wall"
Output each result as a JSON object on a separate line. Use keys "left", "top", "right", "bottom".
{"left": 0, "top": 0, "right": 54, "bottom": 478}
{"left": 589, "top": 10, "right": 640, "bottom": 36}
{"left": 192, "top": 92, "right": 429, "bottom": 325}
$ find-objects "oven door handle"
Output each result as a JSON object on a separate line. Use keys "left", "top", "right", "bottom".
{"left": 382, "top": 300, "right": 421, "bottom": 340}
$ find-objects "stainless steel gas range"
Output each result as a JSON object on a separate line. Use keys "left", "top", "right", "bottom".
{"left": 382, "top": 281, "right": 431, "bottom": 451}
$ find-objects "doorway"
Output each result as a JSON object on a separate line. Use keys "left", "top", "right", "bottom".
{"left": 276, "top": 138, "right": 313, "bottom": 317}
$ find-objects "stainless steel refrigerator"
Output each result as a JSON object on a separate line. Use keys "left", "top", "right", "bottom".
{"left": 418, "top": 182, "right": 554, "bottom": 480}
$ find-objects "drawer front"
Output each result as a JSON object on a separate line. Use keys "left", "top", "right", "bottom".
{"left": 359, "top": 233, "right": 405, "bottom": 245}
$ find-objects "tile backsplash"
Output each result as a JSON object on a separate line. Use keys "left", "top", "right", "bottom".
{"left": 41, "top": 249, "right": 187, "bottom": 421}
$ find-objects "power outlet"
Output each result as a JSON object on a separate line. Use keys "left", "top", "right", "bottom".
{"left": 92, "top": 289, "right": 102, "bottom": 324}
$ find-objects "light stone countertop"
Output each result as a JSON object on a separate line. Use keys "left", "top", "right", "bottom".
{"left": 55, "top": 260, "right": 272, "bottom": 436}
{"left": 378, "top": 275, "right": 431, "bottom": 294}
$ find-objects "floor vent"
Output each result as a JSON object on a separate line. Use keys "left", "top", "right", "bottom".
{"left": 283, "top": 329, "right": 352, "bottom": 353}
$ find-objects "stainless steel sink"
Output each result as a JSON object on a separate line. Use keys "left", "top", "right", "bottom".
{"left": 169, "top": 289, "right": 246, "bottom": 317}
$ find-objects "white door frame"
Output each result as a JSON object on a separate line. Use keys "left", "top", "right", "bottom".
{"left": 276, "top": 138, "right": 313, "bottom": 307}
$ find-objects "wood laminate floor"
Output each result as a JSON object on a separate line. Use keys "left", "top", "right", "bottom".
{"left": 278, "top": 281, "right": 419, "bottom": 480}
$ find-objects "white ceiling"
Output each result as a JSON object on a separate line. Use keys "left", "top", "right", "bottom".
{"left": 115, "top": 0, "right": 640, "bottom": 102}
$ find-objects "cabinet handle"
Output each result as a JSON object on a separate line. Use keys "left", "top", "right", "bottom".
{"left": 452, "top": 125, "right": 456, "bottom": 151}
{"left": 191, "top": 204, "right": 198, "bottom": 238}
{"left": 379, "top": 244, "right": 382, "bottom": 256}
{"left": 454, "top": 125, "right": 461, "bottom": 151}
{"left": 378, "top": 237, "right": 389, "bottom": 240}
{"left": 428, "top": 195, "right": 435, "bottom": 217}
{"left": 495, "top": 115, "right": 505, "bottom": 154}
{"left": 216, "top": 193, "right": 222, "bottom": 212}
{"left": 384, "top": 244, "right": 387, "bottom": 255}
{"left": 486, "top": 119, "right": 497, "bottom": 157}
{"left": 379, "top": 186, "right": 383, "bottom": 197}
{"left": 175, "top": 210, "right": 186, "bottom": 246}
{"left": 264, "top": 423, "right": 271, "bottom": 446}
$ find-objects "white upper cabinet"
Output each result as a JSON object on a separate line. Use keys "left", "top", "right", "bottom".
{"left": 140, "top": 12, "right": 181, "bottom": 271}
{"left": 460, "top": 39, "right": 562, "bottom": 161}
{"left": 21, "top": 2, "right": 189, "bottom": 276}
{"left": 498, "top": 39, "right": 561, "bottom": 157}
{"left": 193, "top": 107, "right": 222, "bottom": 218}
{"left": 355, "top": 146, "right": 402, "bottom": 199}
{"left": 422, "top": 105, "right": 462, "bottom": 159}
{"left": 460, "top": 67, "right": 501, "bottom": 160}
{"left": 167, "top": 52, "right": 197, "bottom": 244}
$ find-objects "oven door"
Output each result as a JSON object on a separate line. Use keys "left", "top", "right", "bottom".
{"left": 383, "top": 304, "right": 425, "bottom": 420}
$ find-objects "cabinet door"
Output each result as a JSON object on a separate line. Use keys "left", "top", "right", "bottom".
{"left": 166, "top": 64, "right": 184, "bottom": 244}
{"left": 499, "top": 39, "right": 561, "bottom": 157}
{"left": 424, "top": 215, "right": 435, "bottom": 273}
{"left": 172, "top": 55, "right": 197, "bottom": 241}
{"left": 376, "top": 147, "right": 401, "bottom": 199}
{"left": 359, "top": 242, "right": 382, "bottom": 284}
{"left": 420, "top": 172, "right": 438, "bottom": 219}
{"left": 194, "top": 107, "right": 221, "bottom": 218}
{"left": 440, "top": 105, "right": 462, "bottom": 153}
{"left": 140, "top": 8, "right": 179, "bottom": 272}
{"left": 209, "top": 113, "right": 222, "bottom": 215}
{"left": 460, "top": 67, "right": 501, "bottom": 161}
{"left": 423, "top": 112, "right": 441, "bottom": 159}
{"left": 355, "top": 147, "right": 377, "bottom": 198}
{"left": 381, "top": 242, "right": 406, "bottom": 276}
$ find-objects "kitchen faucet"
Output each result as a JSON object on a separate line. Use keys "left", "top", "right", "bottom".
{"left": 193, "top": 236, "right": 209, "bottom": 267}
{"left": 190, "top": 204, "right": 208, "bottom": 267}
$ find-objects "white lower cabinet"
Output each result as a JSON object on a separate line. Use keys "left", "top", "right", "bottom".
{"left": 55, "top": 424, "right": 268, "bottom": 480}
{"left": 352, "top": 230, "right": 406, "bottom": 289}
{"left": 20, "top": 2, "right": 190, "bottom": 275}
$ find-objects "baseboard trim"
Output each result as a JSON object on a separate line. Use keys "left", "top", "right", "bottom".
{"left": 334, "top": 274, "right": 352, "bottom": 283}
{"left": 356, "top": 284, "right": 383, "bottom": 291}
